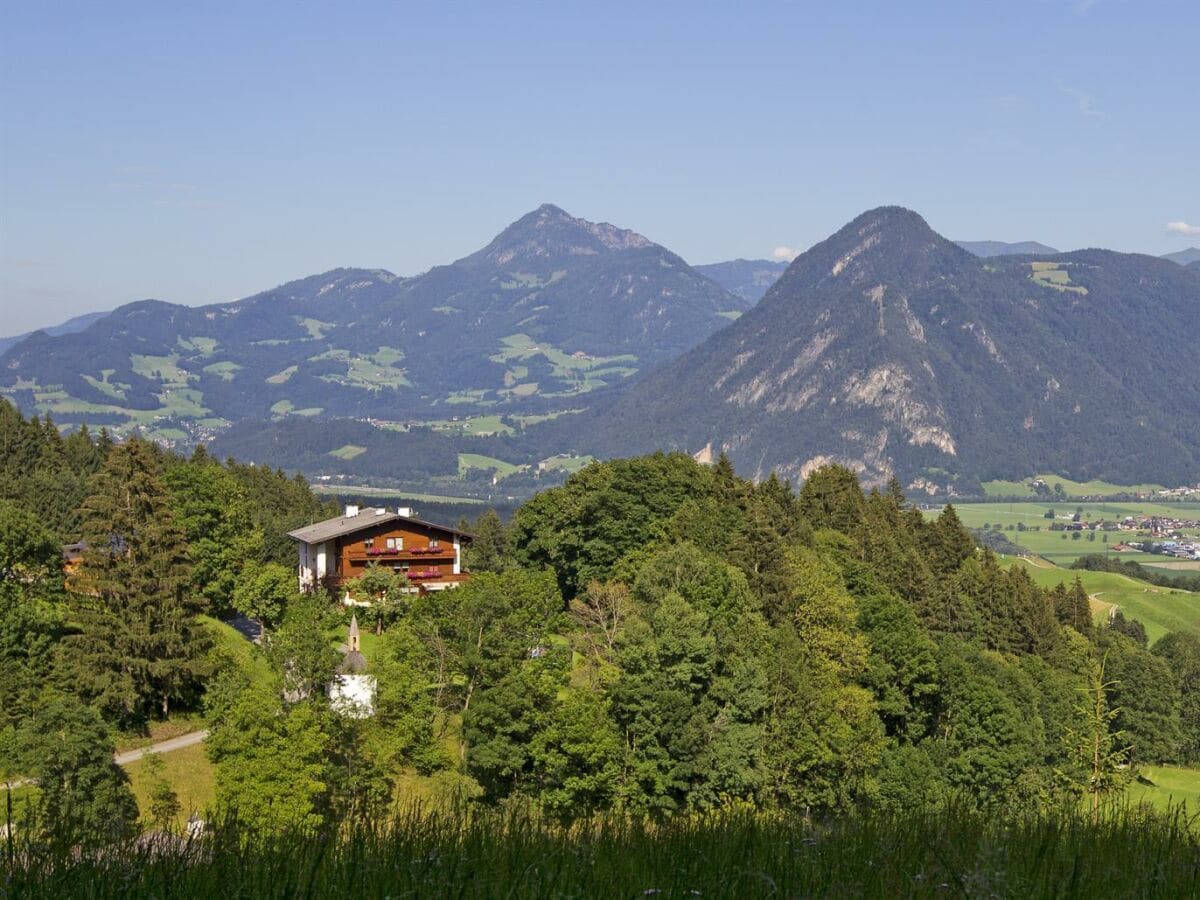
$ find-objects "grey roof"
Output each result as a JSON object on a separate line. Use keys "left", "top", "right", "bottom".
{"left": 287, "top": 509, "right": 472, "bottom": 544}
{"left": 339, "top": 650, "right": 368, "bottom": 674}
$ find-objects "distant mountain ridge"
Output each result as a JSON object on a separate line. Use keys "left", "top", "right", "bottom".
{"left": 694, "top": 258, "right": 789, "bottom": 305}
{"left": 955, "top": 240, "right": 1059, "bottom": 257}
{"left": 1162, "top": 247, "right": 1200, "bottom": 266}
{"left": 0, "top": 310, "right": 111, "bottom": 356}
{"left": 0, "top": 204, "right": 746, "bottom": 446}
{"left": 579, "top": 207, "right": 1200, "bottom": 491}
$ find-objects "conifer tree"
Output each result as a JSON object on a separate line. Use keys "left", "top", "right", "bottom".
{"left": 59, "top": 438, "right": 208, "bottom": 724}
{"left": 466, "top": 509, "right": 512, "bottom": 573}
{"left": 1053, "top": 577, "right": 1094, "bottom": 639}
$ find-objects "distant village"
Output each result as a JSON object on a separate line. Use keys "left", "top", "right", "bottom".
{"left": 1038, "top": 514, "right": 1200, "bottom": 559}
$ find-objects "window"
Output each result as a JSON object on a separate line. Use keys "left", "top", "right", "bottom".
{"left": 386, "top": 537, "right": 401, "bottom": 550}
{"left": 364, "top": 537, "right": 374, "bottom": 549}
{"left": 430, "top": 539, "right": 440, "bottom": 549}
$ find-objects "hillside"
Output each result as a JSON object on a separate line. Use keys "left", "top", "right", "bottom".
{"left": 0, "top": 205, "right": 744, "bottom": 446}
{"left": 694, "top": 258, "right": 789, "bottom": 305}
{"left": 579, "top": 207, "right": 1200, "bottom": 490}
{"left": 956, "top": 239, "right": 1059, "bottom": 257}
{"left": 1006, "top": 558, "right": 1200, "bottom": 645}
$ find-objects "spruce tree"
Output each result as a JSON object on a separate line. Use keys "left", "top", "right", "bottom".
{"left": 59, "top": 438, "right": 208, "bottom": 724}
{"left": 466, "top": 509, "right": 512, "bottom": 573}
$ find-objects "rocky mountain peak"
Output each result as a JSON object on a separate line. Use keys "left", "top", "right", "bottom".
{"left": 761, "top": 206, "right": 970, "bottom": 306}
{"left": 468, "top": 204, "right": 654, "bottom": 268}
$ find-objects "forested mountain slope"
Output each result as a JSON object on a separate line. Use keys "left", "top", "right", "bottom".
{"left": 694, "top": 258, "right": 789, "bottom": 304}
{"left": 580, "top": 207, "right": 1200, "bottom": 491}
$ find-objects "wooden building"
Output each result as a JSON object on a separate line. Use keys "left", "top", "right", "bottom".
{"left": 288, "top": 505, "right": 472, "bottom": 599}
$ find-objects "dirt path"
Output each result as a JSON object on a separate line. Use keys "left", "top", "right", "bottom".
{"left": 1023, "top": 555, "right": 1056, "bottom": 569}
{"left": 113, "top": 729, "right": 209, "bottom": 766}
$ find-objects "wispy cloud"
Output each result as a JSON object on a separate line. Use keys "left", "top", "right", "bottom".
{"left": 109, "top": 173, "right": 219, "bottom": 209}
{"left": 1073, "top": 0, "right": 1101, "bottom": 14}
{"left": 1167, "top": 221, "right": 1200, "bottom": 237}
{"left": 1057, "top": 82, "right": 1106, "bottom": 120}
{"left": 772, "top": 246, "right": 801, "bottom": 262}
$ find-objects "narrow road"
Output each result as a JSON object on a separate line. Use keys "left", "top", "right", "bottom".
{"left": 4, "top": 729, "right": 210, "bottom": 791}
{"left": 113, "top": 729, "right": 210, "bottom": 766}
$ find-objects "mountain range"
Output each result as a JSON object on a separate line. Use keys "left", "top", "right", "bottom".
{"left": 578, "top": 207, "right": 1200, "bottom": 491}
{"left": 0, "top": 205, "right": 748, "bottom": 445}
{"left": 693, "top": 259, "right": 790, "bottom": 304}
{"left": 1162, "top": 247, "right": 1200, "bottom": 266}
{"left": 3, "top": 205, "right": 1198, "bottom": 496}
{"left": 955, "top": 240, "right": 1059, "bottom": 257}
{"left": 0, "top": 310, "right": 111, "bottom": 357}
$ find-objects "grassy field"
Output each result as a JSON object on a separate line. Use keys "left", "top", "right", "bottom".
{"left": 124, "top": 743, "right": 215, "bottom": 829}
{"left": 311, "top": 347, "right": 412, "bottom": 390}
{"left": 458, "top": 453, "right": 523, "bottom": 479}
{"left": 1004, "top": 558, "right": 1200, "bottom": 644}
{"left": 329, "top": 444, "right": 368, "bottom": 460}
{"left": 312, "top": 484, "right": 486, "bottom": 505}
{"left": 270, "top": 399, "right": 323, "bottom": 417}
{"left": 202, "top": 361, "right": 241, "bottom": 381}
{"left": 1029, "top": 261, "right": 1088, "bottom": 294}
{"left": 7, "top": 804, "right": 1200, "bottom": 897}
{"left": 488, "top": 333, "right": 639, "bottom": 397}
{"left": 933, "top": 501, "right": 1196, "bottom": 566}
{"left": 1129, "top": 765, "right": 1200, "bottom": 813}
{"left": 202, "top": 615, "right": 274, "bottom": 688}
{"left": 539, "top": 453, "right": 595, "bottom": 475}
{"left": 981, "top": 475, "right": 1169, "bottom": 498}
{"left": 265, "top": 364, "right": 298, "bottom": 384}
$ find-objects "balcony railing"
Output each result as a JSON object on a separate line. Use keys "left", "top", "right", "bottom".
{"left": 351, "top": 545, "right": 454, "bottom": 562}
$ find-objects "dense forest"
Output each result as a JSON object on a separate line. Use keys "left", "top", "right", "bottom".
{"left": 2, "top": 396, "right": 1199, "bottom": 850}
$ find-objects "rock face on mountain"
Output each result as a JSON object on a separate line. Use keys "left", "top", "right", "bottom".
{"left": 694, "top": 259, "right": 789, "bottom": 305}
{"left": 0, "top": 205, "right": 743, "bottom": 444}
{"left": 583, "top": 207, "right": 1200, "bottom": 490}
{"left": 955, "top": 240, "right": 1059, "bottom": 257}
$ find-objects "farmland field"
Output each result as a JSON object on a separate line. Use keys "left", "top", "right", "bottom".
{"left": 980, "top": 474, "right": 1169, "bottom": 498}
{"left": 1004, "top": 558, "right": 1200, "bottom": 644}
{"left": 458, "top": 453, "right": 523, "bottom": 479}
{"left": 311, "top": 484, "right": 486, "bottom": 505}
{"left": 930, "top": 501, "right": 1198, "bottom": 566}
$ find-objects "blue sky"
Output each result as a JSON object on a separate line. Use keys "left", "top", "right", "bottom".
{"left": 2, "top": 0, "right": 1197, "bottom": 333}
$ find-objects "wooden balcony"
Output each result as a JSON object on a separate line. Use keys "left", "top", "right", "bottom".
{"left": 348, "top": 545, "right": 455, "bottom": 564}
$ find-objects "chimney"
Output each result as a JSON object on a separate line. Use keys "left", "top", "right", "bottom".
{"left": 345, "top": 504, "right": 359, "bottom": 518}
{"left": 375, "top": 507, "right": 387, "bottom": 515}
{"left": 397, "top": 506, "right": 414, "bottom": 518}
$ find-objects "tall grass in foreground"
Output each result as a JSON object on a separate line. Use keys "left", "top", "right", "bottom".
{"left": 4, "top": 802, "right": 1200, "bottom": 899}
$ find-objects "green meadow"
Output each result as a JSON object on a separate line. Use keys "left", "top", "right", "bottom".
{"left": 1004, "top": 558, "right": 1200, "bottom": 645}
{"left": 458, "top": 452, "right": 523, "bottom": 479}
{"left": 934, "top": 501, "right": 1197, "bottom": 566}
{"left": 981, "top": 475, "right": 1169, "bottom": 498}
